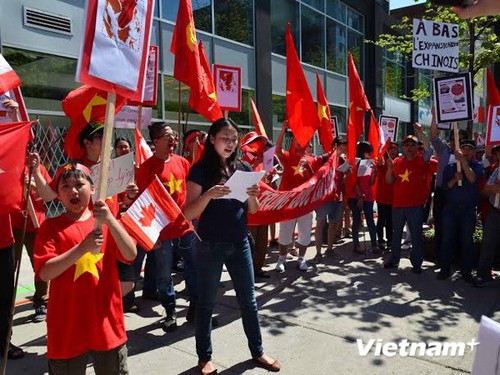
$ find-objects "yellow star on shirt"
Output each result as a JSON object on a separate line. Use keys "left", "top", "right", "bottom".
{"left": 292, "top": 164, "right": 304, "bottom": 176}
{"left": 73, "top": 252, "right": 104, "bottom": 281}
{"left": 164, "top": 174, "right": 183, "bottom": 194}
{"left": 399, "top": 169, "right": 412, "bottom": 183}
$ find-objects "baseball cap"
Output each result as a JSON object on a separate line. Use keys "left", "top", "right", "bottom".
{"left": 459, "top": 139, "right": 476, "bottom": 150}
{"left": 402, "top": 135, "right": 418, "bottom": 144}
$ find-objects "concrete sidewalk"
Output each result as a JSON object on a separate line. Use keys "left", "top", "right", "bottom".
{"left": 5, "top": 238, "right": 499, "bottom": 374}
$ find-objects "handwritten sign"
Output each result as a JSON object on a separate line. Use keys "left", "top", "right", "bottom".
{"left": 90, "top": 152, "right": 134, "bottom": 200}
{"left": 379, "top": 115, "right": 399, "bottom": 142}
{"left": 114, "top": 105, "right": 152, "bottom": 129}
{"left": 412, "top": 18, "right": 459, "bottom": 73}
{"left": 213, "top": 64, "right": 241, "bottom": 111}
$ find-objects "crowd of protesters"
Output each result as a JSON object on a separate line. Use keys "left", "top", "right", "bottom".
{"left": 1, "top": 95, "right": 500, "bottom": 375}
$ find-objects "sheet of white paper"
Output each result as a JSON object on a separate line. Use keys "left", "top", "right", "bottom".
{"left": 220, "top": 170, "right": 265, "bottom": 203}
{"left": 357, "top": 159, "right": 374, "bottom": 177}
{"left": 472, "top": 316, "right": 500, "bottom": 374}
{"left": 448, "top": 154, "right": 456, "bottom": 165}
{"left": 337, "top": 160, "right": 352, "bottom": 173}
{"left": 263, "top": 146, "right": 276, "bottom": 172}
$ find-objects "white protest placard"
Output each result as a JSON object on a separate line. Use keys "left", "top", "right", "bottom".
{"left": 220, "top": 170, "right": 265, "bottom": 203}
{"left": 486, "top": 105, "right": 500, "bottom": 146}
{"left": 357, "top": 159, "right": 374, "bottom": 177}
{"left": 433, "top": 73, "right": 473, "bottom": 123}
{"left": 213, "top": 64, "right": 241, "bottom": 112}
{"left": 379, "top": 115, "right": 399, "bottom": 142}
{"left": 114, "top": 105, "right": 152, "bottom": 129}
{"left": 263, "top": 146, "right": 276, "bottom": 172}
{"left": 471, "top": 316, "right": 500, "bottom": 374}
{"left": 438, "top": 122, "right": 452, "bottom": 131}
{"left": 90, "top": 152, "right": 135, "bottom": 200}
{"left": 412, "top": 18, "right": 459, "bottom": 73}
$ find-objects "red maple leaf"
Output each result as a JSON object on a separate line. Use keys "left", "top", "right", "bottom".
{"left": 138, "top": 203, "right": 155, "bottom": 227}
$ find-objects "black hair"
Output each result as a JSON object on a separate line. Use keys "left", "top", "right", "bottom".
{"left": 334, "top": 136, "right": 347, "bottom": 145}
{"left": 148, "top": 121, "right": 168, "bottom": 141}
{"left": 57, "top": 169, "right": 94, "bottom": 190}
{"left": 114, "top": 137, "right": 131, "bottom": 149}
{"left": 197, "top": 117, "right": 240, "bottom": 187}
{"left": 356, "top": 141, "right": 373, "bottom": 159}
{"left": 450, "top": 129, "right": 468, "bottom": 141}
{"left": 78, "top": 121, "right": 104, "bottom": 147}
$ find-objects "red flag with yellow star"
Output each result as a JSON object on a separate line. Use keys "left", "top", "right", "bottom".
{"left": 316, "top": 72, "right": 333, "bottom": 152}
{"left": 286, "top": 23, "right": 320, "bottom": 148}
{"left": 62, "top": 85, "right": 127, "bottom": 160}
{"left": 347, "top": 52, "right": 371, "bottom": 164}
{"left": 188, "top": 40, "right": 223, "bottom": 122}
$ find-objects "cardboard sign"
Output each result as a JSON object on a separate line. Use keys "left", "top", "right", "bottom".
{"left": 472, "top": 316, "right": 500, "bottom": 374}
{"left": 114, "top": 105, "right": 152, "bottom": 129}
{"left": 433, "top": 73, "right": 473, "bottom": 123}
{"left": 90, "top": 152, "right": 135, "bottom": 200}
{"left": 486, "top": 105, "right": 500, "bottom": 146}
{"left": 330, "top": 116, "right": 339, "bottom": 139}
{"left": 213, "top": 64, "right": 241, "bottom": 111}
{"left": 412, "top": 18, "right": 459, "bottom": 73}
{"left": 379, "top": 115, "right": 399, "bottom": 142}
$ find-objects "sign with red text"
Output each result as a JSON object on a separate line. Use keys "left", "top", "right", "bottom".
{"left": 90, "top": 152, "right": 135, "bottom": 199}
{"left": 213, "top": 64, "right": 241, "bottom": 111}
{"left": 379, "top": 115, "right": 399, "bottom": 142}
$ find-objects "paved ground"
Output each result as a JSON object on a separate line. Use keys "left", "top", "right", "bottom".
{"left": 4, "top": 235, "right": 500, "bottom": 375}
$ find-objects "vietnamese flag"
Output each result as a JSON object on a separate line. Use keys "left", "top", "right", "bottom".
{"left": 487, "top": 68, "right": 500, "bottom": 106}
{"left": 62, "top": 85, "right": 127, "bottom": 160}
{"left": 368, "top": 111, "right": 385, "bottom": 160}
{"left": 121, "top": 176, "right": 185, "bottom": 250}
{"left": 0, "top": 53, "right": 21, "bottom": 95}
{"left": 285, "top": 23, "right": 320, "bottom": 148}
{"left": 170, "top": 0, "right": 199, "bottom": 88}
{"left": 250, "top": 98, "right": 268, "bottom": 138}
{"left": 347, "top": 52, "right": 371, "bottom": 164}
{"left": 188, "top": 41, "right": 223, "bottom": 122}
{"left": 0, "top": 121, "right": 35, "bottom": 214}
{"left": 316, "top": 72, "right": 333, "bottom": 152}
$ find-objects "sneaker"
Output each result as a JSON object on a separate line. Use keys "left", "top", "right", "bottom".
{"left": 313, "top": 253, "right": 323, "bottom": 263}
{"left": 296, "top": 258, "right": 308, "bottom": 271}
{"left": 162, "top": 310, "right": 177, "bottom": 333}
{"left": 288, "top": 248, "right": 299, "bottom": 257}
{"left": 33, "top": 306, "right": 47, "bottom": 323}
{"left": 401, "top": 243, "right": 411, "bottom": 251}
{"left": 275, "top": 257, "right": 286, "bottom": 273}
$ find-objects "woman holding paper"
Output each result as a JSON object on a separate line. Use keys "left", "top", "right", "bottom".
{"left": 185, "top": 118, "right": 281, "bottom": 374}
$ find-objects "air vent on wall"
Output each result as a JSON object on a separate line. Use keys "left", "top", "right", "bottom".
{"left": 23, "top": 6, "right": 72, "bottom": 36}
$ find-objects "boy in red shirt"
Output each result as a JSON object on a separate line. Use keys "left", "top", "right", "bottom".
{"left": 383, "top": 126, "right": 432, "bottom": 273}
{"left": 34, "top": 163, "right": 136, "bottom": 374}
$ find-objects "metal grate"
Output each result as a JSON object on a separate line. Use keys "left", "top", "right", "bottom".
{"left": 23, "top": 7, "right": 72, "bottom": 36}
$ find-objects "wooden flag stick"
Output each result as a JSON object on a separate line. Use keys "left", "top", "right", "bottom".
{"left": 224, "top": 110, "right": 229, "bottom": 119}
{"left": 452, "top": 122, "right": 462, "bottom": 187}
{"left": 94, "top": 92, "right": 116, "bottom": 242}
{"left": 136, "top": 104, "right": 143, "bottom": 130}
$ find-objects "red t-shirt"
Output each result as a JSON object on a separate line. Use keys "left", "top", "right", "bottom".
{"left": 375, "top": 164, "right": 394, "bottom": 205}
{"left": 279, "top": 151, "right": 323, "bottom": 191}
{"left": 34, "top": 215, "right": 127, "bottom": 359}
{"left": 11, "top": 165, "right": 52, "bottom": 232}
{"left": 391, "top": 155, "right": 430, "bottom": 208}
{"left": 0, "top": 215, "right": 14, "bottom": 249}
{"left": 136, "top": 154, "right": 191, "bottom": 240}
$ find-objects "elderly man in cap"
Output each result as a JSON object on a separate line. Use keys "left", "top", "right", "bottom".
{"left": 384, "top": 124, "right": 432, "bottom": 273}
{"left": 438, "top": 139, "right": 484, "bottom": 281}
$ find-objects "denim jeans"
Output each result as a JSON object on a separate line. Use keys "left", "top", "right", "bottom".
{"left": 440, "top": 205, "right": 476, "bottom": 275}
{"left": 389, "top": 206, "right": 424, "bottom": 268}
{"left": 477, "top": 207, "right": 500, "bottom": 279}
{"left": 172, "top": 231, "right": 198, "bottom": 303}
{"left": 376, "top": 203, "right": 392, "bottom": 245}
{"left": 196, "top": 238, "right": 263, "bottom": 362}
{"left": 0, "top": 245, "right": 14, "bottom": 354}
{"left": 348, "top": 199, "right": 377, "bottom": 248}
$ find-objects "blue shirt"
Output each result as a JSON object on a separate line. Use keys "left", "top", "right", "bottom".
{"left": 443, "top": 160, "right": 484, "bottom": 208}
{"left": 431, "top": 135, "right": 452, "bottom": 188}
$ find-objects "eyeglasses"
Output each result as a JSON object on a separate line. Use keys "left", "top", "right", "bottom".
{"left": 156, "top": 133, "right": 176, "bottom": 140}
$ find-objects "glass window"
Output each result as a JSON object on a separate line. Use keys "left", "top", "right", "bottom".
{"left": 214, "top": 0, "right": 253, "bottom": 46}
{"left": 326, "top": 19, "right": 346, "bottom": 74}
{"left": 347, "top": 30, "right": 364, "bottom": 78}
{"left": 326, "top": 0, "right": 346, "bottom": 23}
{"left": 384, "top": 50, "right": 407, "bottom": 98}
{"left": 226, "top": 88, "right": 254, "bottom": 126}
{"left": 272, "top": 94, "right": 286, "bottom": 135}
{"left": 346, "top": 7, "right": 363, "bottom": 33}
{"left": 301, "top": 5, "right": 324, "bottom": 68}
{"left": 302, "top": 0, "right": 324, "bottom": 12}
{"left": 330, "top": 105, "right": 347, "bottom": 134}
{"left": 154, "top": 0, "right": 159, "bottom": 17}
{"left": 162, "top": 0, "right": 212, "bottom": 33}
{"left": 3, "top": 47, "right": 78, "bottom": 112}
{"left": 271, "top": 0, "right": 299, "bottom": 56}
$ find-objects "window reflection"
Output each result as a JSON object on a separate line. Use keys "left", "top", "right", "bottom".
{"left": 271, "top": 0, "right": 299, "bottom": 55}
{"left": 162, "top": 0, "right": 212, "bottom": 33}
{"left": 348, "top": 30, "right": 364, "bottom": 77}
{"left": 330, "top": 105, "right": 347, "bottom": 134}
{"left": 326, "top": 0, "right": 346, "bottom": 23}
{"left": 301, "top": 5, "right": 324, "bottom": 68}
{"left": 214, "top": 0, "right": 253, "bottom": 46}
{"left": 384, "top": 50, "right": 407, "bottom": 98}
{"left": 347, "top": 7, "right": 363, "bottom": 33}
{"left": 302, "top": 0, "right": 324, "bottom": 12}
{"left": 326, "top": 19, "right": 346, "bottom": 74}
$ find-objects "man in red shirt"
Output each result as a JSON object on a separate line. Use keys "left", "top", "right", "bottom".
{"left": 134, "top": 122, "right": 196, "bottom": 332}
{"left": 384, "top": 126, "right": 432, "bottom": 273}
{"left": 275, "top": 122, "right": 325, "bottom": 272}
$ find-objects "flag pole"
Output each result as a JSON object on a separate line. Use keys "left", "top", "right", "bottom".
{"left": 177, "top": 81, "right": 182, "bottom": 132}
{"left": 223, "top": 110, "right": 229, "bottom": 119}
{"left": 136, "top": 104, "right": 143, "bottom": 131}
{"left": 94, "top": 92, "right": 116, "bottom": 246}
{"left": 452, "top": 122, "right": 462, "bottom": 187}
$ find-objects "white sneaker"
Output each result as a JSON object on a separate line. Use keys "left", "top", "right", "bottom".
{"left": 275, "top": 257, "right": 286, "bottom": 273}
{"left": 297, "top": 258, "right": 308, "bottom": 271}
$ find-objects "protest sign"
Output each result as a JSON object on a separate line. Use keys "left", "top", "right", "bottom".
{"left": 213, "top": 64, "right": 241, "bottom": 111}
{"left": 114, "top": 105, "right": 152, "bottom": 129}
{"left": 433, "top": 72, "right": 473, "bottom": 123}
{"left": 471, "top": 316, "right": 500, "bottom": 375}
{"left": 330, "top": 116, "right": 339, "bottom": 139}
{"left": 437, "top": 122, "right": 452, "bottom": 131}
{"left": 357, "top": 159, "right": 374, "bottom": 177}
{"left": 90, "top": 152, "right": 135, "bottom": 200}
{"left": 379, "top": 115, "right": 399, "bottom": 142}
{"left": 485, "top": 105, "right": 500, "bottom": 146}
{"left": 0, "top": 87, "right": 29, "bottom": 123}
{"left": 263, "top": 146, "right": 276, "bottom": 172}
{"left": 129, "top": 45, "right": 158, "bottom": 106}
{"left": 412, "top": 18, "right": 459, "bottom": 73}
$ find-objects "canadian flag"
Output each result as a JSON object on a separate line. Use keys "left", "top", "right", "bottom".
{"left": 134, "top": 127, "right": 153, "bottom": 166}
{"left": 0, "top": 54, "right": 21, "bottom": 95}
{"left": 121, "top": 176, "right": 182, "bottom": 250}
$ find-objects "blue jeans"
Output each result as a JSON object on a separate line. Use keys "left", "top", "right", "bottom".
{"left": 477, "top": 207, "right": 500, "bottom": 279}
{"left": 172, "top": 231, "right": 198, "bottom": 303}
{"left": 196, "top": 238, "right": 263, "bottom": 362}
{"left": 440, "top": 205, "right": 476, "bottom": 275}
{"left": 348, "top": 199, "right": 377, "bottom": 248}
{"left": 389, "top": 206, "right": 424, "bottom": 268}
